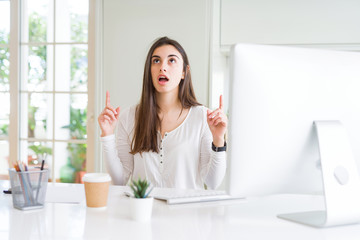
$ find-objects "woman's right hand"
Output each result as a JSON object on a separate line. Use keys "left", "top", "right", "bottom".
{"left": 98, "top": 91, "right": 121, "bottom": 137}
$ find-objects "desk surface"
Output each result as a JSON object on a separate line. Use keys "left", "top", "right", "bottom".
{"left": 1, "top": 180, "right": 360, "bottom": 240}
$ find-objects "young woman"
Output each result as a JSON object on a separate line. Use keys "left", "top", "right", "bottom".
{"left": 98, "top": 37, "right": 227, "bottom": 190}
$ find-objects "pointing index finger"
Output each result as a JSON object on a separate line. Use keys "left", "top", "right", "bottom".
{"left": 106, "top": 91, "right": 110, "bottom": 107}
{"left": 219, "top": 95, "right": 224, "bottom": 110}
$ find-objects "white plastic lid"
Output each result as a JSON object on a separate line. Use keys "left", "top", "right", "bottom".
{"left": 82, "top": 173, "right": 111, "bottom": 183}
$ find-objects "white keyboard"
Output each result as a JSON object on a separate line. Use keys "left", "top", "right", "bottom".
{"left": 149, "top": 187, "right": 242, "bottom": 204}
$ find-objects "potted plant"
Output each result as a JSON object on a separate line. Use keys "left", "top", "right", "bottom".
{"left": 129, "top": 178, "right": 154, "bottom": 221}
{"left": 28, "top": 144, "right": 52, "bottom": 165}
{"left": 62, "top": 108, "right": 87, "bottom": 183}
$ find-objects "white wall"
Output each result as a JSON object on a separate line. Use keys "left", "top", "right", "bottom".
{"left": 220, "top": 0, "right": 360, "bottom": 46}
{"left": 103, "top": 0, "right": 211, "bottom": 109}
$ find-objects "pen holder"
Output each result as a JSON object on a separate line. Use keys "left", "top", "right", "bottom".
{"left": 8, "top": 168, "right": 49, "bottom": 210}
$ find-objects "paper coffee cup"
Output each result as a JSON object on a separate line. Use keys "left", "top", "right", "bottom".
{"left": 82, "top": 173, "right": 111, "bottom": 208}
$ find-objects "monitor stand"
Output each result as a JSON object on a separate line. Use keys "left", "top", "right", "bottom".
{"left": 278, "top": 121, "right": 360, "bottom": 227}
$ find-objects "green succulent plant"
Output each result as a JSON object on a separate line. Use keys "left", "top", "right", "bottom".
{"left": 130, "top": 178, "right": 153, "bottom": 198}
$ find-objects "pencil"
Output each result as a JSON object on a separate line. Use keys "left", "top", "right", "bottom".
{"left": 35, "top": 155, "right": 46, "bottom": 203}
{"left": 16, "top": 162, "right": 30, "bottom": 206}
{"left": 24, "top": 164, "right": 35, "bottom": 204}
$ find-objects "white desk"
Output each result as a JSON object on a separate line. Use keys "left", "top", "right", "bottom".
{"left": 1, "top": 180, "right": 360, "bottom": 240}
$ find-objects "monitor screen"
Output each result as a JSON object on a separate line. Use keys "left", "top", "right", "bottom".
{"left": 227, "top": 44, "right": 360, "bottom": 197}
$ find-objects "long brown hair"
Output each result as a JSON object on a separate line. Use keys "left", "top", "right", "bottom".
{"left": 130, "top": 37, "right": 200, "bottom": 154}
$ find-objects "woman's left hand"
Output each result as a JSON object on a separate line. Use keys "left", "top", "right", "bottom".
{"left": 207, "top": 95, "right": 228, "bottom": 147}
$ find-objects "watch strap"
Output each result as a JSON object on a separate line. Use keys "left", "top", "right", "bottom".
{"left": 212, "top": 141, "right": 227, "bottom": 152}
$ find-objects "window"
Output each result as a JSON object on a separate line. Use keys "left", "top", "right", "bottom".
{"left": 20, "top": 0, "right": 89, "bottom": 183}
{"left": 0, "top": 0, "right": 93, "bottom": 183}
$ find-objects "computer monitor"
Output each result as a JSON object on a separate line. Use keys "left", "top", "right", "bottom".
{"left": 227, "top": 44, "right": 360, "bottom": 227}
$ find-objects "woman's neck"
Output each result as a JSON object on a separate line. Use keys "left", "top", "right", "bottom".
{"left": 156, "top": 92, "right": 182, "bottom": 114}
{"left": 156, "top": 91, "right": 189, "bottom": 137}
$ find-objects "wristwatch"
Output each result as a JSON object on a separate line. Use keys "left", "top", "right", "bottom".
{"left": 212, "top": 141, "right": 227, "bottom": 152}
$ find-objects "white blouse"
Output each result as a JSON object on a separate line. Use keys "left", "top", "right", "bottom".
{"left": 100, "top": 105, "right": 226, "bottom": 190}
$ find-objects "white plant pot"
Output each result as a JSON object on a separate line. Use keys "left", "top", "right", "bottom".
{"left": 129, "top": 197, "right": 154, "bottom": 222}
